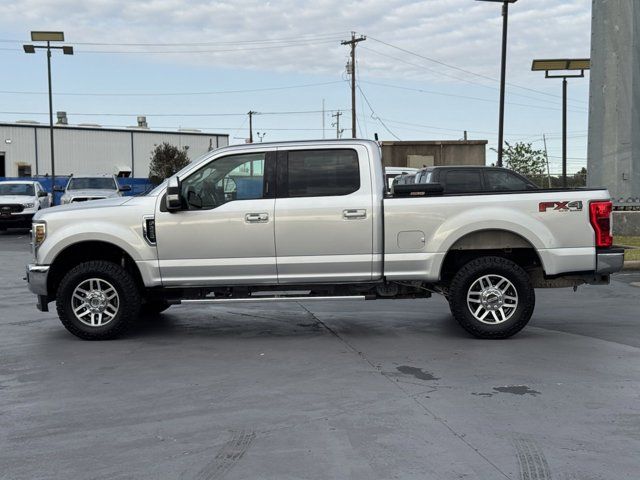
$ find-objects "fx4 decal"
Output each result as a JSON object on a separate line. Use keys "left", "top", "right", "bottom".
{"left": 538, "top": 201, "right": 583, "bottom": 212}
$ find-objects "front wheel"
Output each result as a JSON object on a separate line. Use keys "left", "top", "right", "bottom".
{"left": 448, "top": 256, "right": 535, "bottom": 339}
{"left": 56, "top": 260, "right": 141, "bottom": 340}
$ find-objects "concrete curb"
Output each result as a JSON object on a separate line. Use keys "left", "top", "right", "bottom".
{"left": 623, "top": 261, "right": 640, "bottom": 271}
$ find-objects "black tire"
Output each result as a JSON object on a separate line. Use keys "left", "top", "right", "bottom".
{"left": 448, "top": 256, "right": 535, "bottom": 339}
{"left": 56, "top": 260, "right": 141, "bottom": 340}
{"left": 140, "top": 300, "right": 171, "bottom": 316}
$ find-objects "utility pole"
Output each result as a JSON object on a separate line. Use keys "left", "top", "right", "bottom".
{"left": 247, "top": 110, "right": 255, "bottom": 143}
{"left": 476, "top": 1, "right": 518, "bottom": 167}
{"left": 322, "top": 99, "right": 325, "bottom": 139}
{"left": 331, "top": 111, "right": 343, "bottom": 139}
{"left": 562, "top": 77, "right": 567, "bottom": 188}
{"left": 542, "top": 133, "right": 552, "bottom": 188}
{"left": 341, "top": 32, "right": 366, "bottom": 139}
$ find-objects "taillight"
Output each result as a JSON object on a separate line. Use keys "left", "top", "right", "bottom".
{"left": 589, "top": 200, "right": 613, "bottom": 248}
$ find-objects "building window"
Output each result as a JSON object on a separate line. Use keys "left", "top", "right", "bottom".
{"left": 17, "top": 164, "right": 32, "bottom": 178}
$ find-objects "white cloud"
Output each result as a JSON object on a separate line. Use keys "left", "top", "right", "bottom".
{"left": 3, "top": 0, "right": 592, "bottom": 83}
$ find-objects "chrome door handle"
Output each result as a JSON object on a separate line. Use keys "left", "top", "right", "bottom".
{"left": 245, "top": 212, "right": 269, "bottom": 223}
{"left": 343, "top": 209, "right": 367, "bottom": 220}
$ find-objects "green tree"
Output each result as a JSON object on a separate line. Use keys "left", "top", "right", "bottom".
{"left": 501, "top": 141, "right": 548, "bottom": 185}
{"left": 148, "top": 142, "right": 190, "bottom": 184}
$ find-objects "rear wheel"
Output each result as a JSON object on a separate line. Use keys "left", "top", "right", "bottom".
{"left": 448, "top": 256, "right": 535, "bottom": 339}
{"left": 56, "top": 260, "right": 141, "bottom": 340}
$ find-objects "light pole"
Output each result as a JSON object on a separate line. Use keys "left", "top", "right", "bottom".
{"left": 532, "top": 59, "right": 590, "bottom": 188}
{"left": 476, "top": 0, "right": 518, "bottom": 167}
{"left": 23, "top": 31, "right": 73, "bottom": 199}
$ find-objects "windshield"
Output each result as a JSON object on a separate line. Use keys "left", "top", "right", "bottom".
{"left": 0, "top": 183, "right": 35, "bottom": 196}
{"left": 67, "top": 178, "right": 117, "bottom": 190}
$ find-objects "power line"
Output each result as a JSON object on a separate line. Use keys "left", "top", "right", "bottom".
{"left": 366, "top": 36, "right": 589, "bottom": 106}
{"left": 356, "top": 84, "right": 401, "bottom": 140}
{"left": 359, "top": 79, "right": 588, "bottom": 114}
{"left": 362, "top": 46, "right": 589, "bottom": 109}
{"left": 0, "top": 38, "right": 342, "bottom": 54}
{"left": 0, "top": 109, "right": 346, "bottom": 117}
{"left": 0, "top": 32, "right": 347, "bottom": 47}
{"left": 0, "top": 81, "right": 345, "bottom": 97}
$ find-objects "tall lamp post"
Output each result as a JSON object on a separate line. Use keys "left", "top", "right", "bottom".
{"left": 23, "top": 31, "right": 73, "bottom": 199}
{"left": 531, "top": 58, "right": 590, "bottom": 187}
{"left": 476, "top": 0, "right": 518, "bottom": 167}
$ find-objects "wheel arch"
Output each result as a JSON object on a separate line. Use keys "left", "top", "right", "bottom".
{"left": 439, "top": 229, "right": 545, "bottom": 283}
{"left": 47, "top": 240, "right": 144, "bottom": 300}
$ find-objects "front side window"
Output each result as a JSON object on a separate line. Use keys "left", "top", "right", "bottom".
{"left": 68, "top": 178, "right": 117, "bottom": 190}
{"left": 444, "top": 170, "right": 483, "bottom": 193}
{"left": 287, "top": 149, "right": 359, "bottom": 197}
{"left": 180, "top": 152, "right": 265, "bottom": 210}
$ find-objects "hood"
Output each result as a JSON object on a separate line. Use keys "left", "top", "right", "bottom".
{"left": 64, "top": 189, "right": 120, "bottom": 198}
{"left": 35, "top": 196, "right": 133, "bottom": 220}
{"left": 0, "top": 195, "right": 36, "bottom": 204}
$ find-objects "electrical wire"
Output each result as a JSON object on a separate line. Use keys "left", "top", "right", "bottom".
{"left": 0, "top": 32, "right": 347, "bottom": 47}
{"left": 359, "top": 79, "right": 587, "bottom": 114}
{"left": 356, "top": 84, "right": 401, "bottom": 141}
{"left": 366, "top": 36, "right": 589, "bottom": 106}
{"left": 0, "top": 81, "right": 345, "bottom": 97}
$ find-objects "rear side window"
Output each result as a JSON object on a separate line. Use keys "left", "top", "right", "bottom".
{"left": 444, "top": 170, "right": 483, "bottom": 193}
{"left": 485, "top": 170, "right": 531, "bottom": 191}
{"left": 287, "top": 149, "right": 359, "bottom": 197}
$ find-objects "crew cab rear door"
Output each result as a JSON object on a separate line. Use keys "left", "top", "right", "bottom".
{"left": 274, "top": 146, "right": 374, "bottom": 283}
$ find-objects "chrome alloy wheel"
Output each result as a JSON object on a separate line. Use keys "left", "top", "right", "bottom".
{"left": 466, "top": 274, "right": 518, "bottom": 324}
{"left": 71, "top": 278, "right": 120, "bottom": 327}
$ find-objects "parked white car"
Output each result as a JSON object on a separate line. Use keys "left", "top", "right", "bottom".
{"left": 0, "top": 180, "right": 51, "bottom": 230}
{"left": 56, "top": 174, "right": 130, "bottom": 204}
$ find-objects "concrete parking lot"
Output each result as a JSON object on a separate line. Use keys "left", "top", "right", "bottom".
{"left": 1, "top": 230, "right": 639, "bottom": 480}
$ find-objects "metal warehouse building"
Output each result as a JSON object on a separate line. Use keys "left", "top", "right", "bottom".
{"left": 0, "top": 118, "right": 229, "bottom": 178}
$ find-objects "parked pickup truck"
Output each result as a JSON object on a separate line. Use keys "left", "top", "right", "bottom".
{"left": 26, "top": 140, "right": 624, "bottom": 340}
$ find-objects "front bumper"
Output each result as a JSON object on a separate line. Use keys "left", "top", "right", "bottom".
{"left": 0, "top": 213, "right": 34, "bottom": 226}
{"left": 26, "top": 264, "right": 50, "bottom": 311}
{"left": 595, "top": 248, "right": 625, "bottom": 274}
{"left": 26, "top": 264, "right": 49, "bottom": 296}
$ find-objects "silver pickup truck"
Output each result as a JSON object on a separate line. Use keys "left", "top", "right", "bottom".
{"left": 26, "top": 140, "right": 624, "bottom": 340}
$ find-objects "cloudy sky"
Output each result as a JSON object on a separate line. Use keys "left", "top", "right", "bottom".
{"left": 0, "top": 0, "right": 592, "bottom": 170}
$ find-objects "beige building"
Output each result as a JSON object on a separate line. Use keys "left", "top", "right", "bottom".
{"left": 381, "top": 140, "right": 488, "bottom": 169}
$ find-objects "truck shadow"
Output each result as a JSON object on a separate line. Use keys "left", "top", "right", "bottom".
{"left": 125, "top": 303, "right": 478, "bottom": 341}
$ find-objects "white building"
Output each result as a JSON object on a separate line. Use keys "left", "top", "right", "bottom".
{"left": 0, "top": 118, "right": 228, "bottom": 178}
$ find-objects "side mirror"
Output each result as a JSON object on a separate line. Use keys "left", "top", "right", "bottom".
{"left": 119, "top": 184, "right": 132, "bottom": 192}
{"left": 53, "top": 185, "right": 65, "bottom": 192}
{"left": 38, "top": 191, "right": 48, "bottom": 198}
{"left": 165, "top": 176, "right": 183, "bottom": 211}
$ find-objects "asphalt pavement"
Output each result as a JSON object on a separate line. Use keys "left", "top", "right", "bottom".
{"left": 1, "top": 229, "right": 639, "bottom": 480}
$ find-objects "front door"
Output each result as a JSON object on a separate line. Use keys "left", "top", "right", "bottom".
{"left": 274, "top": 146, "right": 374, "bottom": 283}
{"left": 155, "top": 150, "right": 277, "bottom": 286}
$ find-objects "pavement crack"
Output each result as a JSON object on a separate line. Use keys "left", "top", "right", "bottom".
{"left": 297, "top": 302, "right": 512, "bottom": 480}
